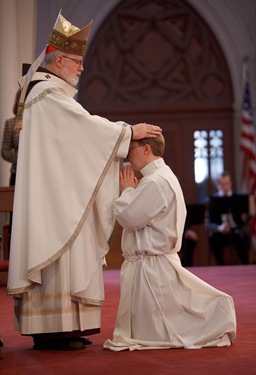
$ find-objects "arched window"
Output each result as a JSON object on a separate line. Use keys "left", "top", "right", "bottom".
{"left": 194, "top": 130, "right": 224, "bottom": 202}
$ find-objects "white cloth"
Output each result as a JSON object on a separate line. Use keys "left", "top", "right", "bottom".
{"left": 7, "top": 72, "right": 132, "bottom": 334}
{"left": 104, "top": 159, "right": 236, "bottom": 351}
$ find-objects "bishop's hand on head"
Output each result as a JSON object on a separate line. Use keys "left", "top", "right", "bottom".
{"left": 132, "top": 123, "right": 162, "bottom": 140}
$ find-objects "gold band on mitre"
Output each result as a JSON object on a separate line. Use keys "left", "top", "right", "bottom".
{"left": 48, "top": 29, "right": 87, "bottom": 56}
{"left": 48, "top": 12, "right": 93, "bottom": 56}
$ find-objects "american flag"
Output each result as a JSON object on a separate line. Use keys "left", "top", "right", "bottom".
{"left": 240, "top": 62, "right": 256, "bottom": 239}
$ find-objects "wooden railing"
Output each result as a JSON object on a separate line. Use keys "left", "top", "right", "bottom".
{"left": 0, "top": 186, "right": 14, "bottom": 212}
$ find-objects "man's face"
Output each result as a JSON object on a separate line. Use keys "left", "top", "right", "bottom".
{"left": 217, "top": 175, "right": 232, "bottom": 195}
{"left": 128, "top": 141, "right": 146, "bottom": 171}
{"left": 59, "top": 54, "right": 84, "bottom": 87}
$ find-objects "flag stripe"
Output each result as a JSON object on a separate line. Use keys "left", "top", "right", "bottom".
{"left": 240, "top": 63, "right": 256, "bottom": 236}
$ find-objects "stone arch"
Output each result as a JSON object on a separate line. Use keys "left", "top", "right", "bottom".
{"left": 79, "top": 0, "right": 233, "bottom": 116}
{"left": 78, "top": 0, "right": 234, "bottom": 201}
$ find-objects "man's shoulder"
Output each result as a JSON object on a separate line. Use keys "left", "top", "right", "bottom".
{"left": 26, "top": 75, "right": 61, "bottom": 98}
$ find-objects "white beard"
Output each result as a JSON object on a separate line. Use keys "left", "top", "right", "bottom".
{"left": 61, "top": 66, "right": 80, "bottom": 87}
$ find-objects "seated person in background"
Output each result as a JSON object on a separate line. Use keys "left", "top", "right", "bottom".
{"left": 104, "top": 135, "right": 236, "bottom": 351}
{"left": 205, "top": 171, "right": 250, "bottom": 265}
{"left": 1, "top": 89, "right": 21, "bottom": 256}
{"left": 1, "top": 89, "right": 21, "bottom": 186}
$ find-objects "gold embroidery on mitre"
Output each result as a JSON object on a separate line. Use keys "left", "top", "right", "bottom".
{"left": 49, "top": 29, "right": 87, "bottom": 56}
{"left": 48, "top": 12, "right": 93, "bottom": 56}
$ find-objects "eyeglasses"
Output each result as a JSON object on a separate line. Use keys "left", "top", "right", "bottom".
{"left": 61, "top": 55, "right": 83, "bottom": 67}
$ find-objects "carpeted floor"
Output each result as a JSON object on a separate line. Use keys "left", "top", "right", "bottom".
{"left": 0, "top": 266, "right": 255, "bottom": 375}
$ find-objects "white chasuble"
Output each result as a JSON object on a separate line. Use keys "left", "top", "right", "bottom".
{"left": 7, "top": 75, "right": 131, "bottom": 334}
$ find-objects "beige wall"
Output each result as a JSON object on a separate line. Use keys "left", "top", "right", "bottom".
{"left": 0, "top": 0, "right": 36, "bottom": 185}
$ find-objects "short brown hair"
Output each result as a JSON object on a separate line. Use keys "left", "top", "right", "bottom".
{"left": 137, "top": 133, "right": 165, "bottom": 157}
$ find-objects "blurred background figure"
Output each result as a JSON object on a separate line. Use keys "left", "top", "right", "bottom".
{"left": 1, "top": 89, "right": 21, "bottom": 259}
{"left": 1, "top": 89, "right": 21, "bottom": 186}
{"left": 205, "top": 171, "right": 251, "bottom": 265}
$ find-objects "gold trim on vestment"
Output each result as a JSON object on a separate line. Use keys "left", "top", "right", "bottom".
{"left": 24, "top": 87, "right": 67, "bottom": 110}
{"left": 13, "top": 292, "right": 101, "bottom": 318}
{"left": 7, "top": 123, "right": 127, "bottom": 296}
{"left": 71, "top": 296, "right": 104, "bottom": 306}
{"left": 7, "top": 286, "right": 30, "bottom": 295}
{"left": 27, "top": 125, "right": 126, "bottom": 276}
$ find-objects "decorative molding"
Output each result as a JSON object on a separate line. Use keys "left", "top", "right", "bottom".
{"left": 79, "top": 0, "right": 233, "bottom": 114}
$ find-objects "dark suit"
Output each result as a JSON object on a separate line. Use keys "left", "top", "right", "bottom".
{"left": 206, "top": 193, "right": 250, "bottom": 265}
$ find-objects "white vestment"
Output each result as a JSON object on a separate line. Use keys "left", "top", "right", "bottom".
{"left": 7, "top": 72, "right": 132, "bottom": 335}
{"left": 104, "top": 159, "right": 236, "bottom": 351}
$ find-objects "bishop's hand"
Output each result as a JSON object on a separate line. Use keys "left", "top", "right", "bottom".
{"left": 132, "top": 123, "right": 162, "bottom": 140}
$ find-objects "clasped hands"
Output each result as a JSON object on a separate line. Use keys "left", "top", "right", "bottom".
{"left": 218, "top": 222, "right": 231, "bottom": 234}
{"left": 120, "top": 165, "right": 139, "bottom": 192}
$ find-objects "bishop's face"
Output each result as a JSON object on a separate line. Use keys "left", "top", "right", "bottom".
{"left": 59, "top": 54, "right": 84, "bottom": 87}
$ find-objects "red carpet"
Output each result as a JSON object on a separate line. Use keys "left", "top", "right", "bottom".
{"left": 0, "top": 266, "right": 255, "bottom": 375}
